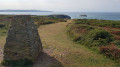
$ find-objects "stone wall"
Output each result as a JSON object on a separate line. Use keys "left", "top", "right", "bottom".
{"left": 3, "top": 15, "right": 43, "bottom": 61}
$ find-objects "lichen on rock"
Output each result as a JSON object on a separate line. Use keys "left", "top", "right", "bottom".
{"left": 3, "top": 15, "right": 43, "bottom": 62}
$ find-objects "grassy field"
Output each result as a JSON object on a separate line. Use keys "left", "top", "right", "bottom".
{"left": 67, "top": 19, "right": 120, "bottom": 64}
{"left": 0, "top": 15, "right": 120, "bottom": 67}
{"left": 36, "top": 22, "right": 118, "bottom": 67}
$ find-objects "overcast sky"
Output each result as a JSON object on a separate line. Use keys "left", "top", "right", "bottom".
{"left": 0, "top": 0, "right": 120, "bottom": 12}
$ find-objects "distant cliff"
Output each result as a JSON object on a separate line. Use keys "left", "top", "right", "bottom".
{"left": 48, "top": 14, "right": 71, "bottom": 19}
{"left": 0, "top": 10, "right": 52, "bottom": 12}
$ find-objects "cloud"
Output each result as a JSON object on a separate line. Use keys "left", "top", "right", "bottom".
{"left": 0, "top": 0, "right": 120, "bottom": 12}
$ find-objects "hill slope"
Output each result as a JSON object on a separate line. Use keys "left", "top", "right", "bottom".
{"left": 34, "top": 22, "right": 117, "bottom": 67}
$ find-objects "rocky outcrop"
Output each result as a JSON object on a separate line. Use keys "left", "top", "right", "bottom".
{"left": 48, "top": 14, "right": 71, "bottom": 19}
{"left": 80, "top": 15, "right": 87, "bottom": 17}
{"left": 3, "top": 15, "right": 43, "bottom": 61}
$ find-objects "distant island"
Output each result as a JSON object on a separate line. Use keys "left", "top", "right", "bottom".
{"left": 0, "top": 10, "right": 52, "bottom": 12}
{"left": 80, "top": 14, "right": 87, "bottom": 17}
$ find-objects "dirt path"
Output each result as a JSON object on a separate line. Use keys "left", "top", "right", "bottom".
{"left": 34, "top": 22, "right": 117, "bottom": 67}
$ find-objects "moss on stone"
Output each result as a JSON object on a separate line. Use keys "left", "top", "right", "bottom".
{"left": 1, "top": 59, "right": 33, "bottom": 67}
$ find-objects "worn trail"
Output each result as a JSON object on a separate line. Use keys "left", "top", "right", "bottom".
{"left": 34, "top": 22, "right": 117, "bottom": 67}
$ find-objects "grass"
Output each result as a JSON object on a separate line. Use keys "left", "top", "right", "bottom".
{"left": 0, "top": 15, "right": 119, "bottom": 67}
{"left": 74, "top": 19, "right": 120, "bottom": 28}
{"left": 0, "top": 28, "right": 7, "bottom": 36}
{"left": 38, "top": 22, "right": 118, "bottom": 67}
{"left": 32, "top": 16, "right": 67, "bottom": 27}
{"left": 0, "top": 15, "right": 66, "bottom": 39}
{"left": 0, "top": 15, "right": 13, "bottom": 20}
{"left": 67, "top": 19, "right": 120, "bottom": 64}
{"left": 1, "top": 59, "right": 33, "bottom": 67}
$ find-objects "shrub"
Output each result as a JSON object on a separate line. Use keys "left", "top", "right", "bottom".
{"left": 110, "top": 31, "right": 120, "bottom": 35}
{"left": 0, "top": 24, "right": 5, "bottom": 28}
{"left": 90, "top": 29, "right": 113, "bottom": 41}
{"left": 114, "top": 40, "right": 120, "bottom": 45}
{"left": 67, "top": 24, "right": 94, "bottom": 41}
{"left": 33, "top": 16, "right": 66, "bottom": 26}
{"left": 98, "top": 22, "right": 120, "bottom": 28}
{"left": 74, "top": 19, "right": 91, "bottom": 25}
{"left": 73, "top": 19, "right": 120, "bottom": 28}
{"left": 100, "top": 44, "right": 120, "bottom": 60}
{"left": 79, "top": 28, "right": 114, "bottom": 47}
{"left": 114, "top": 35, "right": 120, "bottom": 40}
{"left": 1, "top": 59, "right": 33, "bottom": 67}
{"left": 67, "top": 21, "right": 114, "bottom": 47}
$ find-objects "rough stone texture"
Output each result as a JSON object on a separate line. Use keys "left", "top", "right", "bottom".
{"left": 3, "top": 15, "right": 43, "bottom": 61}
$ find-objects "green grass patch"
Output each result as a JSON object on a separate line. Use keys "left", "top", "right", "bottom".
{"left": 0, "top": 21, "right": 10, "bottom": 36}
{"left": 79, "top": 28, "right": 114, "bottom": 47}
{"left": 67, "top": 23, "right": 114, "bottom": 47}
{"left": 1, "top": 59, "right": 33, "bottom": 67}
{"left": 74, "top": 19, "right": 120, "bottom": 28}
{"left": 67, "top": 19, "right": 120, "bottom": 64}
{"left": 32, "top": 16, "right": 66, "bottom": 26}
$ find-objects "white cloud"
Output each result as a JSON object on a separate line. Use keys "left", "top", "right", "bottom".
{"left": 0, "top": 0, "right": 120, "bottom": 12}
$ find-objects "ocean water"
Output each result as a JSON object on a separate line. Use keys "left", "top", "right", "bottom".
{"left": 0, "top": 12, "right": 120, "bottom": 20}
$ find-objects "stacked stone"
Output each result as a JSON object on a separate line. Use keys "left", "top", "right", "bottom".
{"left": 3, "top": 15, "right": 43, "bottom": 61}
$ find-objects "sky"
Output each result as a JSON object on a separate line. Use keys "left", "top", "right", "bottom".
{"left": 0, "top": 0, "right": 120, "bottom": 12}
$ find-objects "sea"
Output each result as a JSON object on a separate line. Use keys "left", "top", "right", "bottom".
{"left": 0, "top": 12, "right": 120, "bottom": 21}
